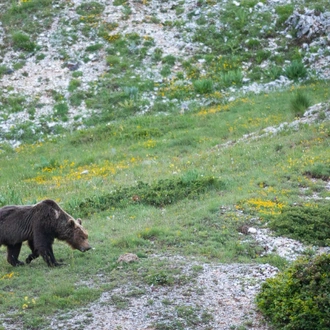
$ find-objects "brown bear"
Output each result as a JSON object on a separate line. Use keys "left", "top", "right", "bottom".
{"left": 0, "top": 199, "right": 91, "bottom": 267}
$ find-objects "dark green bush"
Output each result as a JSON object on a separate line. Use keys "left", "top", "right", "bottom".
{"left": 269, "top": 204, "right": 330, "bottom": 246}
{"left": 77, "top": 174, "right": 224, "bottom": 215}
{"left": 304, "top": 163, "right": 330, "bottom": 181}
{"left": 256, "top": 254, "right": 330, "bottom": 330}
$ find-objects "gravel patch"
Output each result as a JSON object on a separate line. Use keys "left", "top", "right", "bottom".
{"left": 46, "top": 256, "right": 278, "bottom": 330}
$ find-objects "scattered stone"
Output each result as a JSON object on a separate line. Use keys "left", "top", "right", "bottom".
{"left": 117, "top": 253, "right": 139, "bottom": 263}
{"left": 248, "top": 227, "right": 257, "bottom": 234}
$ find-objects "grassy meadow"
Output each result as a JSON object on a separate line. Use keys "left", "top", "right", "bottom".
{"left": 0, "top": 81, "right": 329, "bottom": 328}
{"left": 0, "top": 0, "right": 330, "bottom": 328}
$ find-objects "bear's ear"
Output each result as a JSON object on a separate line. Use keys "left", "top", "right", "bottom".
{"left": 69, "top": 219, "right": 75, "bottom": 228}
{"left": 50, "top": 208, "right": 60, "bottom": 219}
{"left": 77, "top": 218, "right": 82, "bottom": 225}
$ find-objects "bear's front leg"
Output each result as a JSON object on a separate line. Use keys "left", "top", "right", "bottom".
{"left": 26, "top": 240, "right": 40, "bottom": 264}
{"left": 39, "top": 246, "right": 63, "bottom": 267}
{"left": 7, "top": 243, "right": 24, "bottom": 266}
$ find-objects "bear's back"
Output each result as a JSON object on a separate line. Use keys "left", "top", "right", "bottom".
{"left": 0, "top": 205, "right": 34, "bottom": 245}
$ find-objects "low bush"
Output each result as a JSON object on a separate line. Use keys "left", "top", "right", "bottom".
{"left": 304, "top": 163, "right": 330, "bottom": 181}
{"left": 76, "top": 174, "right": 224, "bottom": 216}
{"left": 269, "top": 204, "right": 330, "bottom": 246}
{"left": 256, "top": 254, "right": 330, "bottom": 330}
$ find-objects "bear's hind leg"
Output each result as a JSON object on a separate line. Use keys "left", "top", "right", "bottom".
{"left": 7, "top": 243, "right": 24, "bottom": 266}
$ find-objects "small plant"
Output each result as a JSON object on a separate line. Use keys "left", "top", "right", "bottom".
{"left": 266, "top": 65, "right": 283, "bottom": 80}
{"left": 54, "top": 102, "right": 69, "bottom": 120}
{"left": 162, "top": 55, "right": 176, "bottom": 66}
{"left": 106, "top": 55, "right": 121, "bottom": 67}
{"left": 284, "top": 60, "right": 307, "bottom": 81}
{"left": 256, "top": 254, "right": 330, "bottom": 330}
{"left": 0, "top": 65, "right": 10, "bottom": 76}
{"left": 123, "top": 86, "right": 139, "bottom": 100}
{"left": 121, "top": 5, "right": 132, "bottom": 19}
{"left": 160, "top": 64, "right": 171, "bottom": 77}
{"left": 193, "top": 79, "right": 213, "bottom": 94}
{"left": 145, "top": 271, "right": 174, "bottom": 286}
{"left": 290, "top": 91, "right": 311, "bottom": 117}
{"left": 72, "top": 71, "right": 83, "bottom": 78}
{"left": 12, "top": 31, "right": 36, "bottom": 51}
{"left": 76, "top": 1, "right": 104, "bottom": 15}
{"left": 85, "top": 43, "right": 103, "bottom": 52}
{"left": 221, "top": 70, "right": 243, "bottom": 87}
{"left": 69, "top": 91, "right": 85, "bottom": 107}
{"left": 275, "top": 4, "right": 294, "bottom": 26}
{"left": 113, "top": 0, "right": 127, "bottom": 5}
{"left": 68, "top": 79, "right": 81, "bottom": 92}
{"left": 152, "top": 48, "right": 163, "bottom": 62}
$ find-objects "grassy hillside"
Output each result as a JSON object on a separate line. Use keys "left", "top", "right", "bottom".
{"left": 0, "top": 0, "right": 330, "bottom": 329}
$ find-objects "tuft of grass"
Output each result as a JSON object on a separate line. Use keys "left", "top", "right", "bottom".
{"left": 290, "top": 91, "right": 311, "bottom": 117}
{"left": 11, "top": 31, "right": 36, "bottom": 51}
{"left": 76, "top": 1, "right": 105, "bottom": 15}
{"left": 284, "top": 60, "right": 308, "bottom": 81}
{"left": 193, "top": 79, "right": 214, "bottom": 94}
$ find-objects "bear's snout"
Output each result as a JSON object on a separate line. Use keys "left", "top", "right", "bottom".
{"left": 79, "top": 245, "right": 92, "bottom": 252}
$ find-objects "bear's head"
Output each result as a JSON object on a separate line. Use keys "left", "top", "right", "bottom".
{"left": 37, "top": 199, "right": 92, "bottom": 252}
{"left": 65, "top": 219, "right": 91, "bottom": 252}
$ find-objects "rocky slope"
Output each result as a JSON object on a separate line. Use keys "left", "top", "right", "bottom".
{"left": 0, "top": 0, "right": 330, "bottom": 146}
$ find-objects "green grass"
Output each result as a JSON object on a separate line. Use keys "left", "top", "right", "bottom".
{"left": 0, "top": 0, "right": 330, "bottom": 328}
{"left": 1, "top": 83, "right": 329, "bottom": 330}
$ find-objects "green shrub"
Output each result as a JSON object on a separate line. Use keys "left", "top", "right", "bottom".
{"left": 284, "top": 60, "right": 307, "bottom": 81}
{"left": 256, "top": 254, "right": 330, "bottom": 330}
{"left": 290, "top": 91, "right": 311, "bottom": 117}
{"left": 304, "top": 163, "right": 330, "bottom": 181}
{"left": 76, "top": 174, "right": 224, "bottom": 215}
{"left": 269, "top": 204, "right": 330, "bottom": 246}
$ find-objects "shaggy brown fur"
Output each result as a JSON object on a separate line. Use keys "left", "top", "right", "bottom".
{"left": 0, "top": 199, "right": 91, "bottom": 267}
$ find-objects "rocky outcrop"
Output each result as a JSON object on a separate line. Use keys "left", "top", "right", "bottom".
{"left": 286, "top": 9, "right": 330, "bottom": 39}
